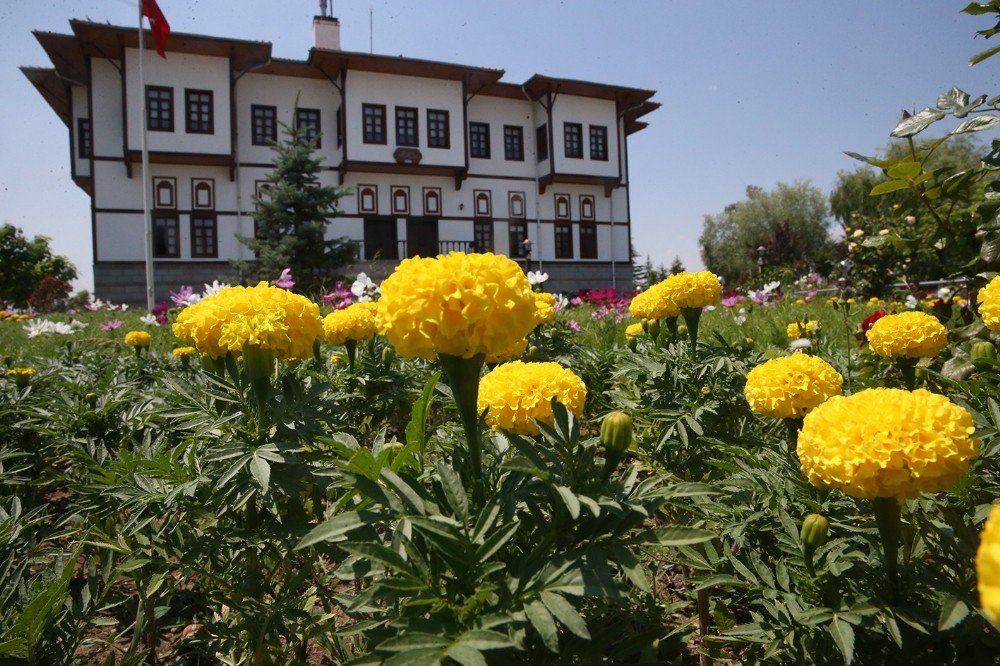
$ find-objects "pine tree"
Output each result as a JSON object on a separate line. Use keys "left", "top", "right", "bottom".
{"left": 669, "top": 255, "right": 686, "bottom": 275}
{"left": 631, "top": 244, "right": 648, "bottom": 289}
{"left": 235, "top": 115, "right": 354, "bottom": 294}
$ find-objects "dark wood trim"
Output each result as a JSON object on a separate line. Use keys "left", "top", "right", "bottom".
{"left": 191, "top": 177, "right": 215, "bottom": 210}
{"left": 538, "top": 172, "right": 620, "bottom": 197}
{"left": 465, "top": 172, "right": 534, "bottom": 182}
{"left": 250, "top": 104, "right": 277, "bottom": 145}
{"left": 120, "top": 47, "right": 131, "bottom": 178}
{"left": 362, "top": 102, "right": 388, "bottom": 145}
{"left": 239, "top": 161, "right": 339, "bottom": 171}
{"left": 554, "top": 193, "right": 572, "bottom": 220}
{"left": 340, "top": 159, "right": 466, "bottom": 182}
{"left": 294, "top": 107, "right": 322, "bottom": 148}
{"left": 340, "top": 70, "right": 348, "bottom": 167}
{"left": 145, "top": 84, "right": 175, "bottom": 132}
{"left": 579, "top": 221, "right": 598, "bottom": 259}
{"left": 229, "top": 57, "right": 236, "bottom": 179}
{"left": 473, "top": 189, "right": 492, "bottom": 218}
{"left": 151, "top": 211, "right": 181, "bottom": 258}
{"left": 422, "top": 186, "right": 442, "bottom": 216}
{"left": 461, "top": 79, "right": 470, "bottom": 173}
{"left": 88, "top": 55, "right": 98, "bottom": 263}
{"left": 189, "top": 212, "right": 219, "bottom": 258}
{"left": 68, "top": 82, "right": 76, "bottom": 178}
{"left": 427, "top": 108, "right": 450, "bottom": 149}
{"left": 357, "top": 184, "right": 378, "bottom": 215}
{"left": 545, "top": 91, "right": 556, "bottom": 178}
{"left": 589, "top": 124, "right": 609, "bottom": 161}
{"left": 152, "top": 176, "right": 178, "bottom": 209}
{"left": 563, "top": 122, "right": 583, "bottom": 159}
{"left": 391, "top": 185, "right": 411, "bottom": 215}
{"left": 579, "top": 194, "right": 596, "bottom": 221}
{"left": 96, "top": 207, "right": 241, "bottom": 216}
{"left": 127, "top": 150, "right": 233, "bottom": 168}
{"left": 76, "top": 117, "right": 92, "bottom": 161}
{"left": 184, "top": 88, "right": 215, "bottom": 135}
{"left": 508, "top": 191, "right": 526, "bottom": 219}
{"left": 394, "top": 105, "right": 419, "bottom": 147}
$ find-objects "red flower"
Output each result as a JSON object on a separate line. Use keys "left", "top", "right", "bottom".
{"left": 859, "top": 309, "right": 888, "bottom": 346}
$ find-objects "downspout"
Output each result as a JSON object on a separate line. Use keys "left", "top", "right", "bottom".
{"left": 232, "top": 55, "right": 272, "bottom": 261}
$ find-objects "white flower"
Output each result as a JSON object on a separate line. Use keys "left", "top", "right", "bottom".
{"left": 119, "top": 304, "right": 129, "bottom": 311}
{"left": 789, "top": 338, "right": 812, "bottom": 351}
{"left": 733, "top": 308, "right": 747, "bottom": 326}
{"left": 202, "top": 280, "right": 229, "bottom": 298}
{"left": 761, "top": 281, "right": 781, "bottom": 294}
{"left": 905, "top": 294, "right": 918, "bottom": 309}
{"left": 23, "top": 319, "right": 74, "bottom": 338}
{"left": 554, "top": 294, "right": 570, "bottom": 312}
{"left": 703, "top": 305, "right": 716, "bottom": 312}
{"left": 351, "top": 272, "right": 380, "bottom": 302}
{"left": 937, "top": 287, "right": 952, "bottom": 300}
{"left": 139, "top": 313, "right": 158, "bottom": 326}
{"left": 527, "top": 271, "right": 549, "bottom": 286}
{"left": 69, "top": 320, "right": 87, "bottom": 330}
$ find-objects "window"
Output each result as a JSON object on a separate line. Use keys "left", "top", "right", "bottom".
{"left": 474, "top": 220, "right": 494, "bottom": 253}
{"left": 555, "top": 223, "right": 574, "bottom": 258}
{"left": 509, "top": 222, "right": 528, "bottom": 258}
{"left": 590, "top": 125, "right": 608, "bottom": 161}
{"left": 564, "top": 122, "right": 583, "bottom": 159}
{"left": 251, "top": 105, "right": 277, "bottom": 145}
{"left": 152, "top": 214, "right": 179, "bottom": 258}
{"left": 185, "top": 89, "right": 213, "bottom": 134}
{"left": 295, "top": 108, "right": 321, "bottom": 147}
{"left": 191, "top": 215, "right": 218, "bottom": 258}
{"left": 504, "top": 125, "right": 524, "bottom": 161}
{"left": 363, "top": 104, "right": 387, "bottom": 144}
{"left": 469, "top": 122, "right": 490, "bottom": 158}
{"left": 427, "top": 109, "right": 450, "bottom": 149}
{"left": 395, "top": 106, "right": 418, "bottom": 147}
{"left": 77, "top": 118, "right": 91, "bottom": 158}
{"left": 536, "top": 124, "right": 548, "bottom": 162}
{"left": 580, "top": 223, "right": 597, "bottom": 259}
{"left": 146, "top": 86, "right": 173, "bottom": 132}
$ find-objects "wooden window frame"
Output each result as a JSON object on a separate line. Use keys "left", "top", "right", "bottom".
{"left": 589, "top": 125, "right": 609, "bottom": 161}
{"left": 251, "top": 104, "right": 277, "bottom": 146}
{"left": 536, "top": 123, "right": 548, "bottom": 162}
{"left": 146, "top": 85, "right": 174, "bottom": 132}
{"left": 77, "top": 118, "right": 91, "bottom": 159}
{"left": 503, "top": 125, "right": 524, "bottom": 161}
{"left": 564, "top": 122, "right": 583, "bottom": 159}
{"left": 474, "top": 219, "right": 494, "bottom": 253}
{"left": 152, "top": 213, "right": 180, "bottom": 258}
{"left": 508, "top": 191, "right": 526, "bottom": 219}
{"left": 579, "top": 222, "right": 598, "bottom": 259}
{"left": 554, "top": 222, "right": 574, "bottom": 259}
{"left": 579, "top": 194, "right": 596, "bottom": 221}
{"left": 469, "top": 121, "right": 490, "bottom": 158}
{"left": 192, "top": 178, "right": 215, "bottom": 210}
{"left": 184, "top": 89, "right": 214, "bottom": 135}
{"left": 153, "top": 177, "right": 177, "bottom": 209}
{"left": 508, "top": 221, "right": 528, "bottom": 258}
{"left": 427, "top": 109, "right": 450, "bottom": 149}
{"left": 190, "top": 214, "right": 218, "bottom": 258}
{"left": 423, "top": 187, "right": 442, "bottom": 216}
{"left": 295, "top": 107, "right": 322, "bottom": 148}
{"left": 395, "top": 106, "right": 419, "bottom": 147}
{"left": 363, "top": 104, "right": 387, "bottom": 145}
{"left": 358, "top": 184, "right": 379, "bottom": 214}
{"left": 554, "top": 193, "right": 571, "bottom": 220}
{"left": 391, "top": 185, "right": 411, "bottom": 215}
{"left": 474, "top": 190, "right": 492, "bottom": 218}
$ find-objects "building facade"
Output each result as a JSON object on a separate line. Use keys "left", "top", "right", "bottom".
{"left": 23, "top": 15, "right": 658, "bottom": 303}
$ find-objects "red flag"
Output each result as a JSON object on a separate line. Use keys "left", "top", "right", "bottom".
{"left": 141, "top": 0, "right": 170, "bottom": 58}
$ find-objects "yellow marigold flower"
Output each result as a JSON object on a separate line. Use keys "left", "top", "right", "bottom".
{"left": 659, "top": 271, "right": 722, "bottom": 310}
{"left": 478, "top": 361, "right": 587, "bottom": 435}
{"left": 376, "top": 252, "right": 536, "bottom": 360}
{"left": 6, "top": 367, "right": 37, "bottom": 380}
{"left": 846, "top": 298, "right": 856, "bottom": 304}
{"left": 977, "top": 505, "right": 1000, "bottom": 626}
{"left": 786, "top": 320, "right": 820, "bottom": 339}
{"left": 172, "top": 282, "right": 321, "bottom": 360}
{"left": 978, "top": 276, "right": 1000, "bottom": 334}
{"left": 744, "top": 353, "right": 843, "bottom": 419}
{"left": 629, "top": 281, "right": 679, "bottom": 320}
{"left": 869, "top": 297, "right": 882, "bottom": 305}
{"left": 866, "top": 311, "right": 948, "bottom": 358}
{"left": 172, "top": 346, "right": 196, "bottom": 357}
{"left": 797, "top": 388, "right": 978, "bottom": 500}
{"left": 625, "top": 322, "right": 644, "bottom": 337}
{"left": 485, "top": 337, "right": 528, "bottom": 364}
{"left": 124, "top": 330, "right": 152, "bottom": 347}
{"left": 323, "top": 301, "right": 378, "bottom": 344}
{"left": 329, "top": 354, "right": 345, "bottom": 364}
{"left": 534, "top": 292, "right": 557, "bottom": 325}
{"left": 794, "top": 299, "right": 806, "bottom": 306}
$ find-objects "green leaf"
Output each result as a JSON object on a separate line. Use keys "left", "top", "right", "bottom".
{"left": 981, "top": 231, "right": 1000, "bottom": 264}
{"left": 640, "top": 526, "right": 715, "bottom": 546}
{"left": 554, "top": 486, "right": 580, "bottom": 519}
{"left": 454, "top": 629, "right": 514, "bottom": 650}
{"left": 829, "top": 616, "right": 855, "bottom": 666}
{"left": 379, "top": 632, "right": 450, "bottom": 651}
{"left": 476, "top": 521, "right": 519, "bottom": 562}
{"left": 937, "top": 596, "right": 970, "bottom": 631}
{"left": 971, "top": 42, "right": 1000, "bottom": 66}
{"left": 953, "top": 114, "right": 1000, "bottom": 134}
{"left": 436, "top": 460, "right": 468, "bottom": 522}
{"left": 870, "top": 180, "right": 911, "bottom": 196}
{"left": 384, "top": 648, "right": 443, "bottom": 666}
{"left": 891, "top": 107, "right": 947, "bottom": 138}
{"left": 296, "top": 510, "right": 383, "bottom": 549}
{"left": 887, "top": 161, "right": 921, "bottom": 180}
{"left": 540, "top": 591, "right": 590, "bottom": 639}
{"left": 341, "top": 541, "right": 416, "bottom": 576}
{"left": 381, "top": 469, "right": 426, "bottom": 514}
{"left": 445, "top": 645, "right": 486, "bottom": 666}
{"left": 405, "top": 370, "right": 440, "bottom": 452}
{"left": 249, "top": 455, "right": 270, "bottom": 491}
{"left": 525, "top": 599, "right": 560, "bottom": 653}
{"left": 937, "top": 86, "right": 971, "bottom": 110}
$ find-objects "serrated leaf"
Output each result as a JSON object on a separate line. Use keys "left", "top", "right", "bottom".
{"left": 937, "top": 596, "right": 970, "bottom": 631}
{"left": 555, "top": 486, "right": 580, "bottom": 519}
{"left": 445, "top": 645, "right": 486, "bottom": 666}
{"left": 296, "top": 510, "right": 382, "bottom": 549}
{"left": 829, "top": 616, "right": 855, "bottom": 665}
{"left": 891, "top": 107, "right": 947, "bottom": 138}
{"left": 525, "top": 599, "right": 560, "bottom": 653}
{"left": 436, "top": 460, "right": 468, "bottom": 522}
{"left": 249, "top": 455, "right": 270, "bottom": 491}
{"left": 540, "top": 591, "right": 590, "bottom": 639}
{"left": 641, "top": 526, "right": 715, "bottom": 546}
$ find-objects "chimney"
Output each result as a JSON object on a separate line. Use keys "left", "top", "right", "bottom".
{"left": 313, "top": 15, "right": 341, "bottom": 51}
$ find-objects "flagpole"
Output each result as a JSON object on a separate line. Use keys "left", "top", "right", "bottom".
{"left": 139, "top": 0, "right": 156, "bottom": 311}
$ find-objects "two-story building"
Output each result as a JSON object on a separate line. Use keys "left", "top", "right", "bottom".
{"left": 23, "top": 13, "right": 658, "bottom": 303}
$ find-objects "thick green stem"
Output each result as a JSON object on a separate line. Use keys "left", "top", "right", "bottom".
{"left": 898, "top": 358, "right": 917, "bottom": 391}
{"left": 682, "top": 308, "right": 702, "bottom": 360}
{"left": 438, "top": 353, "right": 486, "bottom": 498}
{"left": 873, "top": 497, "right": 902, "bottom": 602}
{"left": 345, "top": 340, "right": 357, "bottom": 373}
{"left": 664, "top": 316, "right": 678, "bottom": 343}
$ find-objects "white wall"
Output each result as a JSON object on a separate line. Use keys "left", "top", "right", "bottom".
{"left": 124, "top": 48, "right": 231, "bottom": 155}
{"left": 344, "top": 71, "right": 464, "bottom": 166}
{"left": 71, "top": 85, "right": 90, "bottom": 177}
{"left": 91, "top": 58, "right": 123, "bottom": 158}
{"left": 550, "top": 94, "right": 619, "bottom": 177}
{"left": 466, "top": 95, "right": 539, "bottom": 178}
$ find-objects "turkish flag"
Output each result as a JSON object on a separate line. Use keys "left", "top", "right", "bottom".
{"left": 141, "top": 0, "right": 170, "bottom": 58}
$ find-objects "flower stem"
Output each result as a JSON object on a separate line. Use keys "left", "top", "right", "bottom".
{"left": 898, "top": 358, "right": 917, "bottom": 391}
{"left": 664, "top": 316, "right": 678, "bottom": 343}
{"left": 682, "top": 308, "right": 702, "bottom": 360}
{"left": 345, "top": 340, "right": 357, "bottom": 373}
{"left": 873, "top": 497, "right": 902, "bottom": 602}
{"left": 438, "top": 353, "right": 486, "bottom": 499}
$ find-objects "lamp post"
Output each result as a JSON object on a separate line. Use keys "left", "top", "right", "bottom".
{"left": 522, "top": 237, "right": 534, "bottom": 274}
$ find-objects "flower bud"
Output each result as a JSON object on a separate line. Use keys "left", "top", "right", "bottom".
{"left": 85, "top": 393, "right": 99, "bottom": 409}
{"left": 382, "top": 345, "right": 396, "bottom": 364}
{"left": 800, "top": 514, "right": 830, "bottom": 551}
{"left": 643, "top": 319, "right": 661, "bottom": 341}
{"left": 600, "top": 411, "right": 634, "bottom": 458}
{"left": 972, "top": 340, "right": 997, "bottom": 365}
{"left": 627, "top": 336, "right": 638, "bottom": 352}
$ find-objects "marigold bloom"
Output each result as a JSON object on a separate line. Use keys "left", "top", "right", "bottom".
{"left": 478, "top": 361, "right": 587, "bottom": 435}
{"left": 6, "top": 367, "right": 37, "bottom": 380}
{"left": 659, "top": 271, "right": 722, "bottom": 310}
{"left": 124, "top": 330, "right": 152, "bottom": 347}
{"left": 534, "top": 292, "right": 557, "bottom": 325}
{"left": 172, "top": 281, "right": 321, "bottom": 359}
{"left": 786, "top": 320, "right": 820, "bottom": 339}
{"left": 866, "top": 311, "right": 948, "bottom": 358}
{"left": 375, "top": 252, "right": 536, "bottom": 360}
{"left": 171, "top": 346, "right": 196, "bottom": 357}
{"left": 797, "top": 388, "right": 978, "bottom": 500}
{"left": 625, "top": 322, "right": 644, "bottom": 337}
{"left": 979, "top": 276, "right": 1000, "bottom": 333}
{"left": 744, "top": 353, "right": 843, "bottom": 419}
{"left": 628, "top": 281, "right": 679, "bottom": 320}
{"left": 485, "top": 337, "right": 528, "bottom": 364}
{"left": 977, "top": 504, "right": 1000, "bottom": 625}
{"left": 323, "top": 301, "right": 378, "bottom": 344}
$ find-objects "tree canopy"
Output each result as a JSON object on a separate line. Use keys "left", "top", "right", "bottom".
{"left": 0, "top": 223, "right": 76, "bottom": 307}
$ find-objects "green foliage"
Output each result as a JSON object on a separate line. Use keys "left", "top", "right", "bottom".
{"left": 235, "top": 113, "right": 355, "bottom": 295}
{"left": 0, "top": 224, "right": 76, "bottom": 308}
{"left": 699, "top": 182, "right": 835, "bottom": 285}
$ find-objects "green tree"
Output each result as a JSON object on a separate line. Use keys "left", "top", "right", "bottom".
{"left": 236, "top": 115, "right": 354, "bottom": 295}
{"left": 0, "top": 224, "right": 76, "bottom": 307}
{"left": 669, "top": 256, "right": 685, "bottom": 275}
{"left": 699, "top": 181, "right": 833, "bottom": 285}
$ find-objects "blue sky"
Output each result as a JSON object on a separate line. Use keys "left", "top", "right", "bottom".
{"left": 1, "top": 1, "right": 997, "bottom": 292}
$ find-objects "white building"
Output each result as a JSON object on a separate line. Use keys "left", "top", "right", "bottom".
{"left": 23, "top": 13, "right": 658, "bottom": 303}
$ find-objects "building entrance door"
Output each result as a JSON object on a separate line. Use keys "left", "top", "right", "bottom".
{"left": 406, "top": 217, "right": 439, "bottom": 258}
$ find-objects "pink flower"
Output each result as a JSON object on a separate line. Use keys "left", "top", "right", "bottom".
{"left": 170, "top": 286, "right": 195, "bottom": 307}
{"left": 321, "top": 281, "right": 354, "bottom": 309}
{"left": 274, "top": 268, "right": 295, "bottom": 290}
{"left": 568, "top": 320, "right": 581, "bottom": 332}
{"left": 721, "top": 291, "right": 744, "bottom": 308}
{"left": 570, "top": 296, "right": 583, "bottom": 306}
{"left": 101, "top": 319, "right": 123, "bottom": 331}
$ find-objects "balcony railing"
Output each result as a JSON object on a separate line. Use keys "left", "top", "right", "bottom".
{"left": 352, "top": 239, "right": 478, "bottom": 261}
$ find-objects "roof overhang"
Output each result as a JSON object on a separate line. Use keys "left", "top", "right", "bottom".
{"left": 523, "top": 74, "right": 656, "bottom": 114}
{"left": 21, "top": 67, "right": 71, "bottom": 126}
{"left": 538, "top": 173, "right": 621, "bottom": 197}
{"left": 309, "top": 48, "right": 503, "bottom": 90}
{"left": 624, "top": 100, "right": 661, "bottom": 135}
